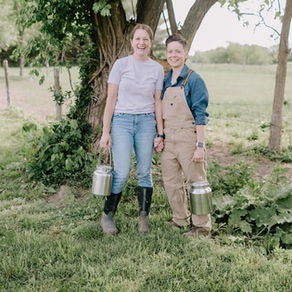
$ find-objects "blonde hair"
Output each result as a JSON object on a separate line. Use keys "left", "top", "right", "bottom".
{"left": 130, "top": 23, "right": 153, "bottom": 41}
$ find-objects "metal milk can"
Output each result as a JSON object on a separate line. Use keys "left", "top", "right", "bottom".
{"left": 92, "top": 150, "right": 112, "bottom": 197}
{"left": 189, "top": 181, "right": 212, "bottom": 215}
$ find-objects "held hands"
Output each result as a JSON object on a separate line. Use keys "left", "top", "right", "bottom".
{"left": 154, "top": 137, "right": 164, "bottom": 152}
{"left": 191, "top": 147, "right": 205, "bottom": 162}
{"left": 100, "top": 132, "right": 111, "bottom": 149}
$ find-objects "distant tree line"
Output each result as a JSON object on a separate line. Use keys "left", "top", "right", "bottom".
{"left": 190, "top": 42, "right": 292, "bottom": 65}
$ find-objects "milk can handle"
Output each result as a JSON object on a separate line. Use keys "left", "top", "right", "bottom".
{"left": 98, "top": 148, "right": 112, "bottom": 166}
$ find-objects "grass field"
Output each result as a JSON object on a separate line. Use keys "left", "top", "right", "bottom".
{"left": 1, "top": 63, "right": 291, "bottom": 147}
{"left": 192, "top": 63, "right": 292, "bottom": 149}
{"left": 0, "top": 64, "right": 292, "bottom": 290}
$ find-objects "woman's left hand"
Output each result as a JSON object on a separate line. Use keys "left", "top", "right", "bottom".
{"left": 154, "top": 137, "right": 164, "bottom": 152}
{"left": 191, "top": 147, "right": 205, "bottom": 162}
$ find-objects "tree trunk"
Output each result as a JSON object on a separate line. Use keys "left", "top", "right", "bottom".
{"left": 19, "top": 31, "right": 25, "bottom": 77}
{"left": 88, "top": 0, "right": 128, "bottom": 131}
{"left": 54, "top": 67, "right": 62, "bottom": 120}
{"left": 180, "top": 0, "right": 217, "bottom": 52}
{"left": 19, "top": 55, "right": 24, "bottom": 77}
{"left": 269, "top": 0, "right": 292, "bottom": 151}
{"left": 136, "top": 0, "right": 166, "bottom": 33}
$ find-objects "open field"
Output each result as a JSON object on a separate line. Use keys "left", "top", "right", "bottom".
{"left": 1, "top": 63, "right": 291, "bottom": 147}
{"left": 0, "top": 66, "right": 80, "bottom": 122}
{"left": 0, "top": 64, "right": 292, "bottom": 290}
{"left": 1, "top": 63, "right": 291, "bottom": 178}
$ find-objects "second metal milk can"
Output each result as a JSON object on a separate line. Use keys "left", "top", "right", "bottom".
{"left": 189, "top": 181, "right": 212, "bottom": 215}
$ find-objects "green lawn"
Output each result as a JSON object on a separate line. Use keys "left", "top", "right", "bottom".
{"left": 0, "top": 109, "right": 291, "bottom": 291}
{"left": 190, "top": 63, "right": 292, "bottom": 148}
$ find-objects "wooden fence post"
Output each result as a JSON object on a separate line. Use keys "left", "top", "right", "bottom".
{"left": 54, "top": 67, "right": 62, "bottom": 120}
{"left": 3, "top": 60, "right": 11, "bottom": 107}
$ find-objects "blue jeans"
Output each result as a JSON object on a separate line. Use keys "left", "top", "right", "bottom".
{"left": 111, "top": 113, "right": 156, "bottom": 194}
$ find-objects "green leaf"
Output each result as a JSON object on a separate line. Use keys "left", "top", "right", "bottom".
{"left": 92, "top": 1, "right": 111, "bottom": 16}
{"left": 280, "top": 231, "right": 292, "bottom": 245}
{"left": 228, "top": 209, "right": 247, "bottom": 226}
{"left": 271, "top": 210, "right": 292, "bottom": 225}
{"left": 65, "top": 158, "right": 73, "bottom": 171}
{"left": 238, "top": 221, "right": 252, "bottom": 233}
{"left": 249, "top": 206, "right": 278, "bottom": 227}
{"left": 213, "top": 195, "right": 235, "bottom": 211}
{"left": 22, "top": 122, "right": 37, "bottom": 132}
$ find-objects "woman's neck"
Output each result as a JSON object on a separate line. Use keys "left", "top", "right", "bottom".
{"left": 132, "top": 53, "right": 149, "bottom": 61}
{"left": 171, "top": 65, "right": 184, "bottom": 84}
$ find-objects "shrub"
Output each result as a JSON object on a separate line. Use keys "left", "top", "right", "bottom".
{"left": 27, "top": 118, "right": 96, "bottom": 187}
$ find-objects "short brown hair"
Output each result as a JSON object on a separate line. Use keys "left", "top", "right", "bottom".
{"left": 130, "top": 23, "right": 153, "bottom": 41}
{"left": 165, "top": 34, "right": 188, "bottom": 49}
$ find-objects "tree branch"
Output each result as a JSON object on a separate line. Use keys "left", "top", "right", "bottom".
{"left": 166, "top": 0, "right": 177, "bottom": 34}
{"left": 180, "top": 0, "right": 217, "bottom": 52}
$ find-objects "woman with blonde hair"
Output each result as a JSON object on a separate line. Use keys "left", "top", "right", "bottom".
{"left": 99, "top": 24, "right": 164, "bottom": 235}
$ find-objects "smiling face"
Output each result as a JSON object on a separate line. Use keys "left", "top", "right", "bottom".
{"left": 131, "top": 29, "right": 152, "bottom": 60}
{"left": 166, "top": 41, "right": 187, "bottom": 70}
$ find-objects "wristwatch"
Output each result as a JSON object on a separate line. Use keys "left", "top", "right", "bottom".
{"left": 156, "top": 133, "right": 165, "bottom": 139}
{"left": 196, "top": 141, "right": 205, "bottom": 148}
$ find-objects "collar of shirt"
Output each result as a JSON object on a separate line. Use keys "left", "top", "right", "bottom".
{"left": 161, "top": 64, "right": 189, "bottom": 99}
{"left": 164, "top": 64, "right": 189, "bottom": 88}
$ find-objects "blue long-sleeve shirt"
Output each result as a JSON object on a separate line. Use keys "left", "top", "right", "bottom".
{"left": 161, "top": 64, "right": 209, "bottom": 125}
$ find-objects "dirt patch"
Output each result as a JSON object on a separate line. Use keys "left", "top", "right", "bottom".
{"left": 47, "top": 185, "right": 70, "bottom": 203}
{"left": 207, "top": 141, "right": 292, "bottom": 180}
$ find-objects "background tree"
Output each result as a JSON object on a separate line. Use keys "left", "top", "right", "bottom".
{"left": 269, "top": 0, "right": 292, "bottom": 151}
{"left": 225, "top": 0, "right": 291, "bottom": 151}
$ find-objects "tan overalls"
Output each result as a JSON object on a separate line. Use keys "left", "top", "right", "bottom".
{"left": 161, "top": 70, "right": 211, "bottom": 230}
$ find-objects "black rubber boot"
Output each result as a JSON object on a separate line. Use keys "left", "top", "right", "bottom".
{"left": 100, "top": 192, "right": 122, "bottom": 235}
{"left": 137, "top": 186, "right": 153, "bottom": 233}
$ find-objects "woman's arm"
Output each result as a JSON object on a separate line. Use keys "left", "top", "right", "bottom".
{"left": 100, "top": 83, "right": 118, "bottom": 149}
{"left": 154, "top": 89, "right": 163, "bottom": 135}
{"left": 192, "top": 125, "right": 205, "bottom": 161}
{"left": 154, "top": 89, "right": 164, "bottom": 151}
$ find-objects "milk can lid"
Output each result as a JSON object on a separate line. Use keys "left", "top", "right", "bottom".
{"left": 96, "top": 165, "right": 112, "bottom": 173}
{"left": 190, "top": 181, "right": 209, "bottom": 188}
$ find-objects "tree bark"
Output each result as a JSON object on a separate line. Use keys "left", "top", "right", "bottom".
{"left": 88, "top": 0, "right": 128, "bottom": 130}
{"left": 180, "top": 0, "right": 217, "bottom": 52}
{"left": 269, "top": 0, "right": 292, "bottom": 151}
{"left": 3, "top": 60, "right": 11, "bottom": 107}
{"left": 136, "top": 0, "right": 166, "bottom": 33}
{"left": 19, "top": 30, "right": 25, "bottom": 77}
{"left": 54, "top": 67, "right": 62, "bottom": 120}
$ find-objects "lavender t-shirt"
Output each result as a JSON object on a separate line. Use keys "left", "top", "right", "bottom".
{"left": 108, "top": 55, "right": 164, "bottom": 114}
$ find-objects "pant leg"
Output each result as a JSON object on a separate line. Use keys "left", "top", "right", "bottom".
{"left": 177, "top": 128, "right": 211, "bottom": 231}
{"left": 161, "top": 135, "right": 190, "bottom": 227}
{"left": 111, "top": 113, "right": 134, "bottom": 194}
{"left": 134, "top": 113, "right": 156, "bottom": 188}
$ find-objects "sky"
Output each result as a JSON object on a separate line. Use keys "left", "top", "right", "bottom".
{"left": 172, "top": 0, "right": 291, "bottom": 53}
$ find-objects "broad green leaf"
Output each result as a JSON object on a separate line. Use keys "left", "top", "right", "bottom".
{"left": 238, "top": 221, "right": 252, "bottom": 233}
{"left": 249, "top": 206, "right": 278, "bottom": 227}
{"left": 229, "top": 209, "right": 247, "bottom": 226}
{"left": 213, "top": 195, "right": 235, "bottom": 211}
